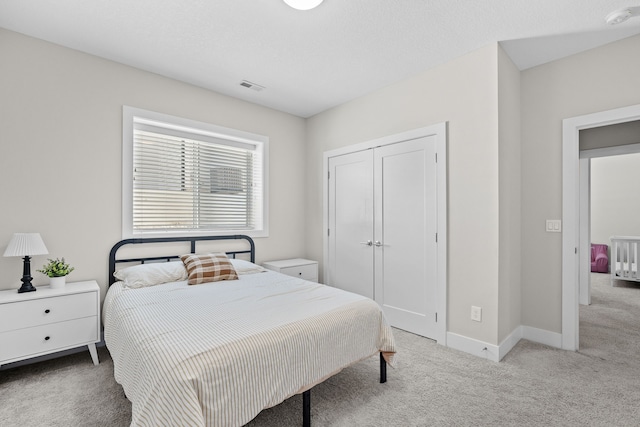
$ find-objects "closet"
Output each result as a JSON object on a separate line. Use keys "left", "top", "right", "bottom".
{"left": 324, "top": 125, "right": 446, "bottom": 341}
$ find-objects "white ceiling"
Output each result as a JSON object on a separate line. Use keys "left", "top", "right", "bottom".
{"left": 1, "top": 0, "right": 639, "bottom": 118}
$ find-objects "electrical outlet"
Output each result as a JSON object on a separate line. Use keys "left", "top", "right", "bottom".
{"left": 471, "top": 306, "right": 482, "bottom": 322}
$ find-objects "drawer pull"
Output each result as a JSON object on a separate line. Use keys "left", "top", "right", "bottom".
{"left": 44, "top": 336, "right": 50, "bottom": 341}
{"left": 45, "top": 309, "right": 50, "bottom": 314}
{"left": 299, "top": 272, "right": 302, "bottom": 275}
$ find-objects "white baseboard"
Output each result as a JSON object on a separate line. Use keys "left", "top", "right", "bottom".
{"left": 498, "top": 326, "right": 523, "bottom": 360}
{"left": 521, "top": 325, "right": 562, "bottom": 348}
{"left": 446, "top": 332, "right": 500, "bottom": 362}
{"left": 446, "top": 325, "right": 562, "bottom": 362}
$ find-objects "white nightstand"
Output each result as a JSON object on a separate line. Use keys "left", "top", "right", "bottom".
{"left": 0, "top": 280, "right": 101, "bottom": 369}
{"left": 262, "top": 258, "right": 319, "bottom": 282}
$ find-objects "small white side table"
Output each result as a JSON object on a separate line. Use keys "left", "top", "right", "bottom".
{"left": 0, "top": 280, "right": 101, "bottom": 368}
{"left": 262, "top": 258, "right": 319, "bottom": 282}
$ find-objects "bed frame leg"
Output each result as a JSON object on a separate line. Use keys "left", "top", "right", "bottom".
{"left": 303, "top": 389, "right": 311, "bottom": 427}
{"left": 380, "top": 352, "right": 387, "bottom": 383}
{"left": 300, "top": 355, "right": 385, "bottom": 426}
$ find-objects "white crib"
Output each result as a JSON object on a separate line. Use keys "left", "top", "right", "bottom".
{"left": 611, "top": 236, "right": 640, "bottom": 284}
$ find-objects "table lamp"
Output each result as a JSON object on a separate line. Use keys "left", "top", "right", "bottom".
{"left": 3, "top": 233, "right": 49, "bottom": 293}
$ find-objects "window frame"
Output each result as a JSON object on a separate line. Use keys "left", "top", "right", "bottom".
{"left": 122, "top": 106, "right": 269, "bottom": 239}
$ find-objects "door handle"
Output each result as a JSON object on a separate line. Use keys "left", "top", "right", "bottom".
{"left": 374, "top": 241, "right": 383, "bottom": 247}
{"left": 359, "top": 240, "right": 373, "bottom": 246}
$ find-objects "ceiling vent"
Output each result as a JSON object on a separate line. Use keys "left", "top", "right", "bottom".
{"left": 240, "top": 80, "right": 265, "bottom": 92}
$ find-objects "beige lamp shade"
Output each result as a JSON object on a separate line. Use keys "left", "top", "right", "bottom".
{"left": 3, "top": 233, "right": 49, "bottom": 257}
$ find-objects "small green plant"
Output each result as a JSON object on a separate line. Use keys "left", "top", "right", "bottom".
{"left": 37, "top": 257, "right": 75, "bottom": 278}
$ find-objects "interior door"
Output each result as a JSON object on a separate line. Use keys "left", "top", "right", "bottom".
{"left": 374, "top": 137, "right": 438, "bottom": 338}
{"left": 327, "top": 149, "right": 374, "bottom": 298}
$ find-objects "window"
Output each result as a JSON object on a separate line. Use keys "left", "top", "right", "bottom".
{"left": 122, "top": 107, "right": 268, "bottom": 238}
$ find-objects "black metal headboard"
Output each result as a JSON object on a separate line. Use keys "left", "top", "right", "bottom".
{"left": 108, "top": 235, "right": 255, "bottom": 286}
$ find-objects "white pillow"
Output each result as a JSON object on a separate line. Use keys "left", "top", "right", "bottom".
{"left": 229, "top": 258, "right": 267, "bottom": 275}
{"left": 114, "top": 261, "right": 188, "bottom": 289}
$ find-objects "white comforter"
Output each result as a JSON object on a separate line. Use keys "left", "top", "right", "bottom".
{"left": 103, "top": 270, "right": 396, "bottom": 427}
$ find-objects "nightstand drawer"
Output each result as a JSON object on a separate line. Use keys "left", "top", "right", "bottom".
{"left": 279, "top": 264, "right": 318, "bottom": 281}
{"left": 0, "top": 316, "right": 99, "bottom": 362}
{"left": 0, "top": 292, "right": 97, "bottom": 333}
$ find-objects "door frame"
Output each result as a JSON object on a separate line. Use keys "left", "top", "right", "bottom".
{"left": 562, "top": 104, "right": 640, "bottom": 350}
{"left": 323, "top": 122, "right": 448, "bottom": 344}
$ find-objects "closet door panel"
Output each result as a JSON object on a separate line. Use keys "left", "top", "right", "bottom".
{"left": 327, "top": 150, "right": 374, "bottom": 298}
{"left": 374, "top": 137, "right": 437, "bottom": 338}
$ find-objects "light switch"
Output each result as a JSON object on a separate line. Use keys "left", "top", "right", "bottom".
{"left": 546, "top": 220, "right": 561, "bottom": 233}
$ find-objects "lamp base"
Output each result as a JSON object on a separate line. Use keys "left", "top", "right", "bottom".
{"left": 17, "top": 256, "right": 37, "bottom": 293}
{"left": 18, "top": 280, "right": 37, "bottom": 293}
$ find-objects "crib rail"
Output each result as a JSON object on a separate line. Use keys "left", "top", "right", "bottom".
{"left": 611, "top": 236, "right": 640, "bottom": 283}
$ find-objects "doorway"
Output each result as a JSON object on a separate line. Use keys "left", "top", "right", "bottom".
{"left": 562, "top": 104, "right": 640, "bottom": 351}
{"left": 579, "top": 144, "right": 640, "bottom": 305}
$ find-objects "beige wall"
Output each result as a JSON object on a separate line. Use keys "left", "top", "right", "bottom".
{"left": 0, "top": 29, "right": 307, "bottom": 299}
{"left": 306, "top": 44, "right": 503, "bottom": 344}
{"left": 497, "top": 48, "right": 522, "bottom": 342}
{"left": 521, "top": 34, "right": 640, "bottom": 332}
{"left": 591, "top": 153, "right": 640, "bottom": 247}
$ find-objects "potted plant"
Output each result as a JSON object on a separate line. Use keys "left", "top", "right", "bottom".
{"left": 37, "top": 257, "right": 74, "bottom": 289}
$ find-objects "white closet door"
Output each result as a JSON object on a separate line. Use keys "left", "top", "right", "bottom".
{"left": 327, "top": 150, "right": 374, "bottom": 298}
{"left": 374, "top": 136, "right": 438, "bottom": 338}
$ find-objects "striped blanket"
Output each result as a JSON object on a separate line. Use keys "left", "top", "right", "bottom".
{"left": 103, "top": 270, "right": 396, "bottom": 426}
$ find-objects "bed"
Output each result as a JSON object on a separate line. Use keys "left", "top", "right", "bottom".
{"left": 611, "top": 236, "right": 640, "bottom": 284}
{"left": 103, "top": 235, "right": 396, "bottom": 427}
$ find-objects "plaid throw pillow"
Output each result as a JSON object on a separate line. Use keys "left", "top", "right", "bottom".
{"left": 180, "top": 253, "right": 239, "bottom": 285}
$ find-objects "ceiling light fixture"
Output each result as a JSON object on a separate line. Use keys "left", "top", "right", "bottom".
{"left": 605, "top": 7, "right": 640, "bottom": 25}
{"left": 283, "top": 0, "right": 324, "bottom": 11}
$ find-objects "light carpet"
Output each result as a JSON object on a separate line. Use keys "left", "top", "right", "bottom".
{"left": 1, "top": 273, "right": 639, "bottom": 426}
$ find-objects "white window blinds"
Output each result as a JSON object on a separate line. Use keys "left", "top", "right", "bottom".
{"left": 123, "top": 107, "right": 268, "bottom": 237}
